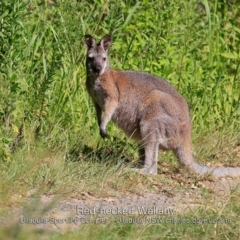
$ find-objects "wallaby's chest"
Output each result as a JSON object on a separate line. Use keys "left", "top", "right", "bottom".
{"left": 87, "top": 77, "right": 106, "bottom": 108}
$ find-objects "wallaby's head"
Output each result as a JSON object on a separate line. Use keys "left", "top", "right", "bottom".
{"left": 84, "top": 34, "right": 112, "bottom": 76}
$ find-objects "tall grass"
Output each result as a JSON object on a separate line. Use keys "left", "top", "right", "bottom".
{"left": 0, "top": 0, "right": 239, "bottom": 158}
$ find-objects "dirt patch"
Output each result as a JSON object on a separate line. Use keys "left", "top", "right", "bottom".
{"left": 1, "top": 178, "right": 239, "bottom": 233}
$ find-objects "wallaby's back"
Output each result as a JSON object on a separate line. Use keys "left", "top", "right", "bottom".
{"left": 97, "top": 69, "right": 190, "bottom": 143}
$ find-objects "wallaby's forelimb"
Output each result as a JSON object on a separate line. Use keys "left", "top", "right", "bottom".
{"left": 100, "top": 98, "right": 118, "bottom": 138}
{"left": 94, "top": 103, "right": 102, "bottom": 126}
{"left": 137, "top": 147, "right": 145, "bottom": 167}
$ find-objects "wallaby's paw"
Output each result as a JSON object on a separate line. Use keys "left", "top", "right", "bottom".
{"left": 100, "top": 129, "right": 109, "bottom": 139}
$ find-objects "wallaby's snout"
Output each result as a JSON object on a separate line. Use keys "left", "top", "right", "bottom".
{"left": 85, "top": 34, "right": 111, "bottom": 76}
{"left": 92, "top": 65, "right": 101, "bottom": 75}
{"left": 87, "top": 55, "right": 102, "bottom": 76}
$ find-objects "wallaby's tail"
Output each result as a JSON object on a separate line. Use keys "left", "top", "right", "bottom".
{"left": 189, "top": 161, "right": 240, "bottom": 177}
{"left": 175, "top": 142, "right": 240, "bottom": 177}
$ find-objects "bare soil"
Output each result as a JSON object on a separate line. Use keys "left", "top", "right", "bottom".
{"left": 1, "top": 177, "right": 239, "bottom": 233}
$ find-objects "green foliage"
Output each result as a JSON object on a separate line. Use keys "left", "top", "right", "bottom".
{"left": 0, "top": 0, "right": 240, "bottom": 160}
{"left": 0, "top": 1, "right": 240, "bottom": 238}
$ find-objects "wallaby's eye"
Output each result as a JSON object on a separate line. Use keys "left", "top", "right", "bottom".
{"left": 103, "top": 57, "right": 106, "bottom": 62}
{"left": 88, "top": 56, "right": 93, "bottom": 61}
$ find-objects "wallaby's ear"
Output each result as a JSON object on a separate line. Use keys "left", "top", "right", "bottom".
{"left": 100, "top": 35, "right": 112, "bottom": 51}
{"left": 84, "top": 34, "right": 96, "bottom": 50}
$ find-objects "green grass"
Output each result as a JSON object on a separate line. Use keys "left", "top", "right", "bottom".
{"left": 0, "top": 0, "right": 240, "bottom": 239}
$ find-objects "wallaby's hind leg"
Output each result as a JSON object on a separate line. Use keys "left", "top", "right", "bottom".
{"left": 173, "top": 133, "right": 196, "bottom": 168}
{"left": 138, "top": 143, "right": 159, "bottom": 175}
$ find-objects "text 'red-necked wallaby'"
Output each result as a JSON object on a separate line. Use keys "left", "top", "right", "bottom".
{"left": 84, "top": 34, "right": 240, "bottom": 177}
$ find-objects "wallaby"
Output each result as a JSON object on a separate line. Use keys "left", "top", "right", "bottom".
{"left": 84, "top": 34, "right": 240, "bottom": 177}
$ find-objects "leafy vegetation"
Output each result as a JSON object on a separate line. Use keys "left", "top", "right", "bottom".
{"left": 0, "top": 0, "right": 240, "bottom": 239}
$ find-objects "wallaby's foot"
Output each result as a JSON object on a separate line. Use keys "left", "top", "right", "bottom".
{"left": 130, "top": 167, "right": 158, "bottom": 175}
{"left": 100, "top": 128, "right": 109, "bottom": 139}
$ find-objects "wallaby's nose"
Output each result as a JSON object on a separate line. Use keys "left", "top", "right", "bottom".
{"left": 93, "top": 66, "right": 101, "bottom": 75}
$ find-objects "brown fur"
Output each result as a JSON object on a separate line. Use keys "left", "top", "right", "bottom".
{"left": 84, "top": 34, "right": 240, "bottom": 177}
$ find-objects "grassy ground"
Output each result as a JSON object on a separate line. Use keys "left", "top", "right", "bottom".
{"left": 0, "top": 0, "right": 240, "bottom": 239}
